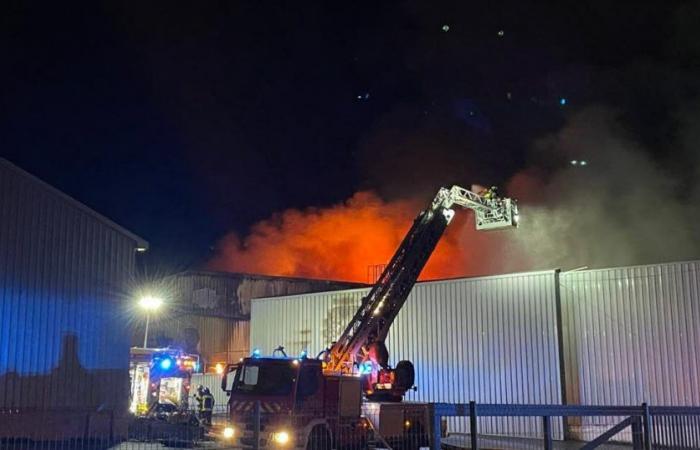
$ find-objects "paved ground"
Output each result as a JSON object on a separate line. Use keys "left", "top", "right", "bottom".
{"left": 109, "top": 442, "right": 231, "bottom": 450}
{"left": 107, "top": 437, "right": 632, "bottom": 450}
{"left": 106, "top": 434, "right": 634, "bottom": 450}
{"left": 442, "top": 433, "right": 633, "bottom": 449}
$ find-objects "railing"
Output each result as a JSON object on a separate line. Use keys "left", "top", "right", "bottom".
{"left": 430, "top": 402, "right": 700, "bottom": 450}
{"left": 3, "top": 402, "right": 700, "bottom": 449}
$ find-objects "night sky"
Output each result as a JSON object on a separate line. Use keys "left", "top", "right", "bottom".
{"left": 2, "top": 1, "right": 698, "bottom": 273}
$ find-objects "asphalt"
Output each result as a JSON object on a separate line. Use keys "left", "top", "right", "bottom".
{"left": 442, "top": 433, "right": 633, "bottom": 450}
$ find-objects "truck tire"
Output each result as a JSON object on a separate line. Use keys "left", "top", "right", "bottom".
{"left": 394, "top": 360, "right": 415, "bottom": 390}
{"left": 306, "top": 426, "right": 332, "bottom": 450}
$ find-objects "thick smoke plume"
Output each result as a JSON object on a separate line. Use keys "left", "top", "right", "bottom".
{"left": 210, "top": 105, "right": 700, "bottom": 281}
{"left": 504, "top": 107, "right": 700, "bottom": 271}
{"left": 208, "top": 191, "right": 512, "bottom": 282}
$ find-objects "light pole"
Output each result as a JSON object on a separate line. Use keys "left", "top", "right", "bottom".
{"left": 138, "top": 295, "right": 163, "bottom": 348}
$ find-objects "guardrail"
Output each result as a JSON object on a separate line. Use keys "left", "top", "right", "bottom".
{"left": 429, "top": 402, "right": 700, "bottom": 450}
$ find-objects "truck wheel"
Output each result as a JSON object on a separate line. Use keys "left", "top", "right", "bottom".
{"left": 306, "top": 426, "right": 332, "bottom": 450}
{"left": 394, "top": 360, "right": 415, "bottom": 390}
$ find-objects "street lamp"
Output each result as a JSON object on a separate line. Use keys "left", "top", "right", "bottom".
{"left": 138, "top": 295, "right": 163, "bottom": 348}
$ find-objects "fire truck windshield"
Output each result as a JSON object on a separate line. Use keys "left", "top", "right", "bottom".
{"left": 232, "top": 361, "right": 296, "bottom": 396}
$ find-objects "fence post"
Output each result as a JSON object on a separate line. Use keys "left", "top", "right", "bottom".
{"left": 429, "top": 404, "right": 442, "bottom": 450}
{"left": 253, "top": 400, "right": 261, "bottom": 450}
{"left": 470, "top": 401, "right": 479, "bottom": 450}
{"left": 631, "top": 416, "right": 643, "bottom": 450}
{"left": 642, "top": 403, "right": 652, "bottom": 450}
{"left": 543, "top": 416, "right": 553, "bottom": 450}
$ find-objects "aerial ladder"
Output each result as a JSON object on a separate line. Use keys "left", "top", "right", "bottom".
{"left": 220, "top": 185, "right": 518, "bottom": 449}
{"left": 323, "top": 185, "right": 519, "bottom": 401}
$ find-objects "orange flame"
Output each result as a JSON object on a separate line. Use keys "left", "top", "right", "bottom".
{"left": 209, "top": 191, "right": 503, "bottom": 283}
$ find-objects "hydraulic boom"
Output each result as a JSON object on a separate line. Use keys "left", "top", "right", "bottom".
{"left": 324, "top": 185, "right": 518, "bottom": 400}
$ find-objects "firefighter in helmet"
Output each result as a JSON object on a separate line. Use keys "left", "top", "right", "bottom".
{"left": 480, "top": 186, "right": 497, "bottom": 200}
{"left": 195, "top": 385, "right": 214, "bottom": 426}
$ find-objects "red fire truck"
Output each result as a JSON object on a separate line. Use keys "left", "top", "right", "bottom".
{"left": 129, "top": 347, "right": 199, "bottom": 416}
{"left": 221, "top": 185, "right": 518, "bottom": 449}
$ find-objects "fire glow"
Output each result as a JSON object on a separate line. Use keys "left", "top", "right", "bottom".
{"left": 209, "top": 191, "right": 505, "bottom": 282}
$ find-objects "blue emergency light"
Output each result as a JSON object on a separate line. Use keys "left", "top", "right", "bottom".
{"left": 160, "top": 357, "right": 173, "bottom": 370}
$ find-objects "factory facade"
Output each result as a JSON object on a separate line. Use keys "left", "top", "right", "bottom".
{"left": 3, "top": 156, "right": 700, "bottom": 443}
{"left": 0, "top": 157, "right": 148, "bottom": 439}
{"left": 251, "top": 260, "right": 700, "bottom": 441}
{"left": 139, "top": 270, "right": 363, "bottom": 371}
{"left": 0, "top": 158, "right": 360, "bottom": 440}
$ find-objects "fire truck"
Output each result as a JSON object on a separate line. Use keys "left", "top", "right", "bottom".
{"left": 221, "top": 185, "right": 518, "bottom": 449}
{"left": 129, "top": 347, "right": 200, "bottom": 416}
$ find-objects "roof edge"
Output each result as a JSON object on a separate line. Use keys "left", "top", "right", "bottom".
{"left": 1, "top": 157, "right": 149, "bottom": 249}
{"left": 174, "top": 269, "right": 368, "bottom": 286}
{"left": 252, "top": 268, "right": 560, "bottom": 302}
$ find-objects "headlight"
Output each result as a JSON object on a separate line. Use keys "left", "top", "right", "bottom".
{"left": 223, "top": 427, "right": 235, "bottom": 439}
{"left": 272, "top": 430, "right": 290, "bottom": 445}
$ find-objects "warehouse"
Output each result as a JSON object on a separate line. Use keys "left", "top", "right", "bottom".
{"left": 0, "top": 158, "right": 148, "bottom": 440}
{"left": 139, "top": 270, "right": 363, "bottom": 370}
{"left": 250, "top": 260, "right": 700, "bottom": 441}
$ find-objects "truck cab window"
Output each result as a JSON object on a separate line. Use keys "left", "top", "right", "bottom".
{"left": 233, "top": 362, "right": 295, "bottom": 395}
{"left": 242, "top": 365, "right": 259, "bottom": 386}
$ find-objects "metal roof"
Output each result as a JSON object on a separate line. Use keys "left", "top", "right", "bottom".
{"left": 0, "top": 157, "right": 148, "bottom": 250}
{"left": 175, "top": 269, "right": 369, "bottom": 286}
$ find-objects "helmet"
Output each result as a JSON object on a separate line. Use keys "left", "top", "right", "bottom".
{"left": 197, "top": 385, "right": 205, "bottom": 394}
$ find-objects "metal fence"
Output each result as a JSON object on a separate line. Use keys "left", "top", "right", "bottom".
{"left": 0, "top": 409, "right": 234, "bottom": 450}
{"left": 2, "top": 401, "right": 700, "bottom": 449}
{"left": 433, "top": 402, "right": 700, "bottom": 450}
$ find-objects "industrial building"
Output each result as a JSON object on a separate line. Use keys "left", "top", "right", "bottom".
{"left": 3, "top": 154, "right": 699, "bottom": 445}
{"left": 250, "top": 260, "right": 700, "bottom": 441}
{"left": 0, "top": 158, "right": 365, "bottom": 441}
{"left": 139, "top": 270, "right": 363, "bottom": 370}
{"left": 0, "top": 157, "right": 148, "bottom": 440}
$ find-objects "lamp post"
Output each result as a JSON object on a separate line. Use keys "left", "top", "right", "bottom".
{"left": 138, "top": 295, "right": 163, "bottom": 348}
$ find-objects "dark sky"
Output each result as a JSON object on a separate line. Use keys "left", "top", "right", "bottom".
{"left": 1, "top": 1, "right": 696, "bottom": 271}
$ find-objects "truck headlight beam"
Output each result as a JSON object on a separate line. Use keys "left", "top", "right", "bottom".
{"left": 272, "top": 430, "right": 290, "bottom": 445}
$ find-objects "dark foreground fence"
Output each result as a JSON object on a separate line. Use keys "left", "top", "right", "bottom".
{"left": 432, "top": 402, "right": 700, "bottom": 450}
{"left": 3, "top": 402, "right": 700, "bottom": 450}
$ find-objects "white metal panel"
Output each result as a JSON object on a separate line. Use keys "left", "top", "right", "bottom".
{"left": 252, "top": 271, "right": 563, "bottom": 438}
{"left": 560, "top": 260, "right": 700, "bottom": 440}
{"left": 190, "top": 373, "right": 229, "bottom": 414}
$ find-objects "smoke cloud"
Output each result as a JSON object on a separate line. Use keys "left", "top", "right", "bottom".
{"left": 209, "top": 104, "right": 700, "bottom": 281}
{"left": 504, "top": 106, "right": 700, "bottom": 271}
{"left": 210, "top": 1, "right": 700, "bottom": 281}
{"left": 208, "top": 191, "right": 515, "bottom": 282}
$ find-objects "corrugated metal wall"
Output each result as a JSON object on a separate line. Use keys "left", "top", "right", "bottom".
{"left": 0, "top": 158, "right": 144, "bottom": 438}
{"left": 251, "top": 271, "right": 564, "bottom": 438}
{"left": 147, "top": 316, "right": 251, "bottom": 366}
{"left": 560, "top": 260, "right": 700, "bottom": 440}
{"left": 140, "top": 271, "right": 363, "bottom": 367}
{"left": 172, "top": 271, "right": 364, "bottom": 318}
{"left": 190, "top": 373, "right": 229, "bottom": 414}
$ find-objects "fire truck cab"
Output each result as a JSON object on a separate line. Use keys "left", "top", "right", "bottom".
{"left": 223, "top": 355, "right": 370, "bottom": 449}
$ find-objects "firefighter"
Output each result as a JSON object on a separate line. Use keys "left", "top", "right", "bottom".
{"left": 480, "top": 186, "right": 497, "bottom": 200}
{"left": 195, "top": 385, "right": 214, "bottom": 426}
